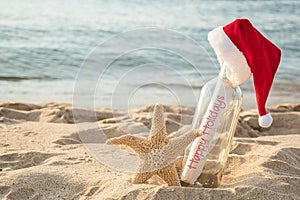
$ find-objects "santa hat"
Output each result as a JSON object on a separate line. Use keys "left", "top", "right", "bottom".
{"left": 208, "top": 18, "right": 281, "bottom": 128}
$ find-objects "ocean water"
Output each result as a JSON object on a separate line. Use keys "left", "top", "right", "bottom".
{"left": 0, "top": 0, "right": 299, "bottom": 109}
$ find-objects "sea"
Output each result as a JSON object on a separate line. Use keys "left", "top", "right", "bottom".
{"left": 1, "top": 0, "right": 299, "bottom": 110}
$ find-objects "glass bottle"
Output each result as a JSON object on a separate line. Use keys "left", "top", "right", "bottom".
{"left": 181, "top": 64, "right": 242, "bottom": 188}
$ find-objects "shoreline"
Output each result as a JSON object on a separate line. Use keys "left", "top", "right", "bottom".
{"left": 1, "top": 78, "right": 300, "bottom": 110}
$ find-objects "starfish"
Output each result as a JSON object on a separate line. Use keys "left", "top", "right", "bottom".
{"left": 106, "top": 104, "right": 202, "bottom": 186}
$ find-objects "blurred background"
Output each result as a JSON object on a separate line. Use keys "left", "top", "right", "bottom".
{"left": 1, "top": 0, "right": 299, "bottom": 109}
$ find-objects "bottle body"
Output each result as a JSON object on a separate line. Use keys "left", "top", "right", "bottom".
{"left": 181, "top": 73, "right": 242, "bottom": 187}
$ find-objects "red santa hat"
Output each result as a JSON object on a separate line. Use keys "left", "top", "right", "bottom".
{"left": 208, "top": 18, "right": 281, "bottom": 128}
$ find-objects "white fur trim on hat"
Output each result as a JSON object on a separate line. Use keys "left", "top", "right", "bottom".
{"left": 258, "top": 114, "right": 273, "bottom": 128}
{"left": 208, "top": 26, "right": 252, "bottom": 87}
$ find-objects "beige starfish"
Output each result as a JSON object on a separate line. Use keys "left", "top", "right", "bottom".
{"left": 106, "top": 104, "right": 202, "bottom": 186}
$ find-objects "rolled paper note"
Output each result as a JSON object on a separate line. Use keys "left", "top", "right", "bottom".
{"left": 181, "top": 77, "right": 234, "bottom": 184}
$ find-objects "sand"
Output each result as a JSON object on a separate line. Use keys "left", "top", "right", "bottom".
{"left": 0, "top": 101, "right": 299, "bottom": 200}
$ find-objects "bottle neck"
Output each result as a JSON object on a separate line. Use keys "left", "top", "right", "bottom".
{"left": 218, "top": 63, "right": 238, "bottom": 89}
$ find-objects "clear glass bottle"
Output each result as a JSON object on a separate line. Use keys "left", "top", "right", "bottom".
{"left": 181, "top": 65, "right": 242, "bottom": 188}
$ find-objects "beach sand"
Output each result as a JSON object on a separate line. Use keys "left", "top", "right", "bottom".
{"left": 0, "top": 101, "right": 299, "bottom": 199}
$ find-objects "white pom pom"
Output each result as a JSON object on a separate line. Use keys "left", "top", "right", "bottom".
{"left": 258, "top": 114, "right": 273, "bottom": 128}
